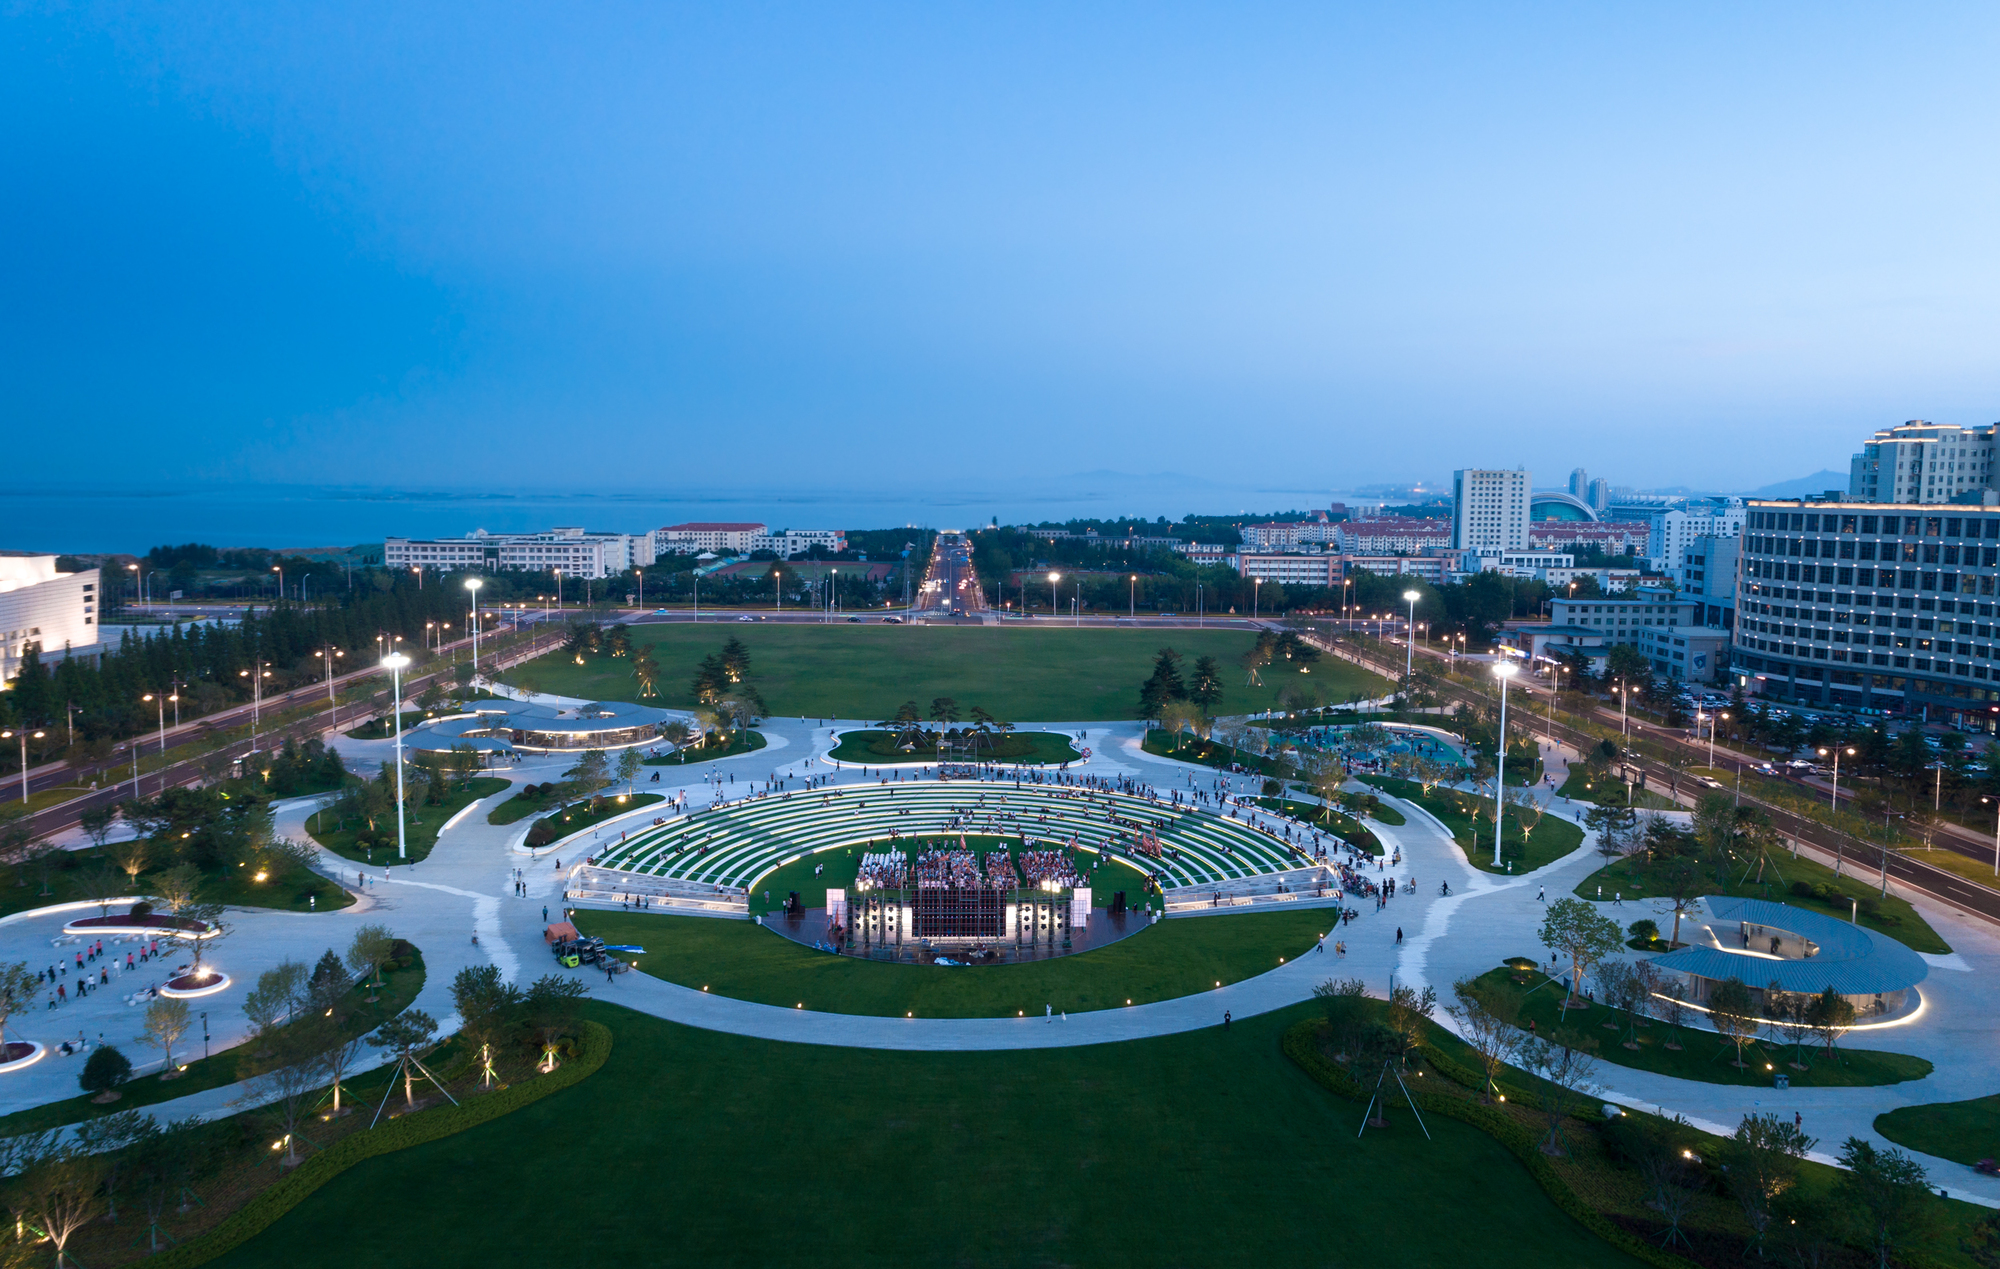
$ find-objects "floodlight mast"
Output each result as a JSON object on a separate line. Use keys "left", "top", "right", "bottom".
{"left": 1491, "top": 659, "right": 1518, "bottom": 867}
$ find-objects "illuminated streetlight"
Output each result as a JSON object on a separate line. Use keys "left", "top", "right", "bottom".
{"left": 1491, "top": 659, "right": 1518, "bottom": 867}
{"left": 1048, "top": 571, "right": 1060, "bottom": 620}
{"left": 1817, "top": 745, "right": 1856, "bottom": 813}
{"left": 2, "top": 730, "right": 45, "bottom": 803}
{"left": 1402, "top": 589, "right": 1420, "bottom": 689}
{"left": 382, "top": 652, "right": 412, "bottom": 859}
{"left": 465, "top": 577, "right": 484, "bottom": 677}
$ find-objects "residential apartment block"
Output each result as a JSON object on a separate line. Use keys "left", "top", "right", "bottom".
{"left": 1452, "top": 469, "right": 1530, "bottom": 552}
{"left": 1848, "top": 420, "right": 1999, "bottom": 505}
{"left": 1648, "top": 504, "right": 1745, "bottom": 573}
{"left": 655, "top": 523, "right": 848, "bottom": 557}
{"left": 1334, "top": 517, "right": 1452, "bottom": 555}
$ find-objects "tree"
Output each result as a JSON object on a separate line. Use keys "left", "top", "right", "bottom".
{"left": 1137, "top": 648, "right": 1187, "bottom": 719}
{"left": 719, "top": 635, "right": 752, "bottom": 682}
{"left": 928, "top": 697, "right": 962, "bottom": 729}
{"left": 1189, "top": 655, "right": 1223, "bottom": 709}
{"left": 562, "top": 750, "right": 611, "bottom": 797}
{"left": 451, "top": 964, "right": 523, "bottom": 1090}
{"left": 137, "top": 998, "right": 191, "bottom": 1076}
{"left": 632, "top": 648, "right": 661, "bottom": 697}
{"left": 1156, "top": 700, "right": 1203, "bottom": 752}
{"left": 525, "top": 974, "right": 590, "bottom": 1072}
{"left": 1723, "top": 1112, "right": 1814, "bottom": 1259}
{"left": 242, "top": 958, "right": 311, "bottom": 1042}
{"left": 79, "top": 804, "right": 120, "bottom": 852}
{"left": 81, "top": 1043, "right": 134, "bottom": 1100}
{"left": 150, "top": 862, "right": 202, "bottom": 917}
{"left": 0, "top": 961, "right": 38, "bottom": 1051}
{"left": 1653, "top": 859, "right": 1702, "bottom": 949}
{"left": 1584, "top": 804, "right": 1636, "bottom": 864}
{"left": 1444, "top": 976, "right": 1521, "bottom": 1102}
{"left": 2, "top": 1130, "right": 103, "bottom": 1267}
{"left": 184, "top": 903, "right": 227, "bottom": 981}
{"left": 345, "top": 924, "right": 396, "bottom": 1000}
{"left": 1837, "top": 1137, "right": 1940, "bottom": 1269}
{"left": 76, "top": 1110, "right": 152, "bottom": 1226}
{"left": 238, "top": 1012, "right": 332, "bottom": 1167}
{"left": 369, "top": 1009, "right": 442, "bottom": 1113}
{"left": 1538, "top": 898, "right": 1624, "bottom": 1005}
{"left": 616, "top": 748, "right": 643, "bottom": 795}
{"left": 1763, "top": 983, "right": 1815, "bottom": 1069}
{"left": 1311, "top": 977, "right": 1371, "bottom": 1063}
{"left": 1385, "top": 982, "right": 1436, "bottom": 1065}
{"left": 1805, "top": 985, "right": 1855, "bottom": 1057}
{"left": 1706, "top": 976, "right": 1760, "bottom": 1067}
{"left": 1521, "top": 1029, "right": 1598, "bottom": 1156}
{"left": 129, "top": 1115, "right": 211, "bottom": 1252}
{"left": 1658, "top": 979, "right": 1689, "bottom": 1051}
{"left": 661, "top": 719, "right": 692, "bottom": 752}
{"left": 1509, "top": 789, "right": 1546, "bottom": 843}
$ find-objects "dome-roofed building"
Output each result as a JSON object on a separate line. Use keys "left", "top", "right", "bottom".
{"left": 1648, "top": 896, "right": 1928, "bottom": 1020}
{"left": 1529, "top": 491, "right": 1599, "bottom": 522}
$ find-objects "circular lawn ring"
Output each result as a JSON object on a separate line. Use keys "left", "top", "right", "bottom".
{"left": 64, "top": 913, "right": 218, "bottom": 939}
{"left": 0, "top": 1041, "right": 44, "bottom": 1073}
{"left": 160, "top": 972, "right": 231, "bottom": 999}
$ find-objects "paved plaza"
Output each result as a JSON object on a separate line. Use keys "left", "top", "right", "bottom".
{"left": 3, "top": 702, "right": 1998, "bottom": 1207}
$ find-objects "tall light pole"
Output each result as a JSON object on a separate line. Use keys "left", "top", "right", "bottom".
{"left": 1819, "top": 745, "right": 1856, "bottom": 813}
{"left": 1197, "top": 583, "right": 1204, "bottom": 628}
{"left": 239, "top": 662, "right": 270, "bottom": 754}
{"left": 1047, "top": 571, "right": 1060, "bottom": 620}
{"left": 1253, "top": 578, "right": 1261, "bottom": 621}
{"left": 1402, "top": 589, "right": 1419, "bottom": 689}
{"left": 1074, "top": 579, "right": 1081, "bottom": 627}
{"left": 2, "top": 730, "right": 43, "bottom": 803}
{"left": 553, "top": 570, "right": 562, "bottom": 616}
{"left": 1492, "top": 660, "right": 1517, "bottom": 867}
{"left": 1616, "top": 679, "right": 1635, "bottom": 736}
{"left": 465, "top": 577, "right": 484, "bottom": 679}
{"left": 142, "top": 692, "right": 175, "bottom": 753}
{"left": 380, "top": 652, "right": 411, "bottom": 859}
{"left": 315, "top": 647, "right": 344, "bottom": 726}
{"left": 1981, "top": 796, "right": 2000, "bottom": 876}
{"left": 272, "top": 565, "right": 284, "bottom": 602}
{"left": 1129, "top": 574, "right": 1137, "bottom": 620}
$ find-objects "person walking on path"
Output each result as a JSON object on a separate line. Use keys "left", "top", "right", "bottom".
{"left": 542, "top": 905, "right": 549, "bottom": 922}
{"left": 1395, "top": 927, "right": 1403, "bottom": 944}
{"left": 1045, "top": 1004, "right": 1053, "bottom": 1023}
{"left": 1223, "top": 1010, "right": 1231, "bottom": 1029}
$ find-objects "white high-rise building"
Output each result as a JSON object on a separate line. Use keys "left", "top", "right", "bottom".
{"left": 1647, "top": 504, "right": 1745, "bottom": 573}
{"left": 385, "top": 528, "right": 655, "bottom": 579}
{"left": 1452, "top": 469, "right": 1531, "bottom": 552}
{"left": 1849, "top": 420, "right": 2000, "bottom": 504}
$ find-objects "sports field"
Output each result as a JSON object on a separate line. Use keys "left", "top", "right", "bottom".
{"left": 209, "top": 1000, "right": 1640, "bottom": 1269}
{"left": 573, "top": 907, "right": 1333, "bottom": 1017}
{"left": 507, "top": 624, "right": 1390, "bottom": 721}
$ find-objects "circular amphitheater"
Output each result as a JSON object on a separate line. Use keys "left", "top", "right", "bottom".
{"left": 569, "top": 779, "right": 1361, "bottom": 919}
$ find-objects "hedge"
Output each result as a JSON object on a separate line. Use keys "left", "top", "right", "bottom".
{"left": 150, "top": 1021, "right": 613, "bottom": 1268}
{"left": 1281, "top": 1020, "right": 1700, "bottom": 1269}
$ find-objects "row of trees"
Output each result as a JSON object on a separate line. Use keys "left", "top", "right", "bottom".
{"left": 878, "top": 699, "right": 1017, "bottom": 754}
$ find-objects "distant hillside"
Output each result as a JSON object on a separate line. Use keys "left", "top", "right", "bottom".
{"left": 1747, "top": 470, "right": 1848, "bottom": 499}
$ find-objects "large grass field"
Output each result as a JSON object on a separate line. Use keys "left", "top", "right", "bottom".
{"left": 209, "top": 999, "right": 1640, "bottom": 1269}
{"left": 572, "top": 908, "right": 1337, "bottom": 1017}
{"left": 505, "top": 625, "right": 1390, "bottom": 721}
{"left": 1875, "top": 1092, "right": 2000, "bottom": 1166}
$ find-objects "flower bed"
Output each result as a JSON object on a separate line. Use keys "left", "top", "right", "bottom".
{"left": 0, "top": 1041, "right": 42, "bottom": 1073}
{"left": 161, "top": 971, "right": 231, "bottom": 999}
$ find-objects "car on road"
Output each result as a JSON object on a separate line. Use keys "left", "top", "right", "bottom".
{"left": 736, "top": 614, "right": 756, "bottom": 622}
{"left": 880, "top": 616, "right": 902, "bottom": 624}
{"left": 846, "top": 616, "right": 862, "bottom": 622}
{"left": 1696, "top": 775, "right": 1725, "bottom": 789}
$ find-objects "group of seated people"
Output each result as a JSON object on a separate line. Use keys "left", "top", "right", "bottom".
{"left": 1016, "top": 848, "right": 1081, "bottom": 889}
{"left": 855, "top": 851, "right": 907, "bottom": 891}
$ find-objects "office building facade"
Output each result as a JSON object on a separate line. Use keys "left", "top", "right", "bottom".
{"left": 385, "top": 528, "right": 655, "bottom": 580}
{"left": 1736, "top": 501, "right": 2000, "bottom": 729}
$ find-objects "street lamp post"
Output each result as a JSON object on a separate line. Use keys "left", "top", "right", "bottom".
{"left": 1402, "top": 590, "right": 1419, "bottom": 689}
{"left": 315, "top": 647, "right": 344, "bottom": 726}
{"left": 1129, "top": 574, "right": 1137, "bottom": 620}
{"left": 1492, "top": 660, "right": 1518, "bottom": 867}
{"left": 142, "top": 692, "right": 175, "bottom": 753}
{"left": 1616, "top": 679, "right": 1636, "bottom": 736}
{"left": 1047, "top": 572, "right": 1060, "bottom": 620}
{"left": 1197, "top": 583, "right": 1204, "bottom": 628}
{"left": 2, "top": 730, "right": 43, "bottom": 803}
{"left": 1982, "top": 796, "right": 2000, "bottom": 876}
{"left": 1818, "top": 746, "right": 1856, "bottom": 813}
{"left": 239, "top": 662, "right": 270, "bottom": 754}
{"left": 465, "top": 577, "right": 484, "bottom": 679}
{"left": 1253, "top": 578, "right": 1261, "bottom": 621}
{"left": 1075, "top": 580, "right": 1081, "bottom": 627}
{"left": 272, "top": 566, "right": 284, "bottom": 602}
{"left": 382, "top": 652, "right": 411, "bottom": 859}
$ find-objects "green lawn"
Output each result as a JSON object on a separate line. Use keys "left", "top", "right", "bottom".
{"left": 530, "top": 793, "right": 666, "bottom": 847}
{"left": 307, "top": 777, "right": 512, "bottom": 865}
{"left": 1570, "top": 844, "right": 1951, "bottom": 955}
{"left": 0, "top": 946, "right": 425, "bottom": 1137}
{"left": 1475, "top": 967, "right": 1933, "bottom": 1089}
{"left": 1876, "top": 1093, "right": 2000, "bottom": 1167}
{"left": 1253, "top": 797, "right": 1384, "bottom": 855}
{"left": 1556, "top": 769, "right": 1679, "bottom": 810}
{"left": 827, "top": 729, "right": 1081, "bottom": 766}
{"left": 1140, "top": 729, "right": 1291, "bottom": 776}
{"left": 3, "top": 846, "right": 353, "bottom": 920}
{"left": 505, "top": 625, "right": 1390, "bottom": 721}
{"left": 571, "top": 908, "right": 1339, "bottom": 1017}
{"left": 209, "top": 999, "right": 1641, "bottom": 1269}
{"left": 1359, "top": 776, "right": 1585, "bottom": 874}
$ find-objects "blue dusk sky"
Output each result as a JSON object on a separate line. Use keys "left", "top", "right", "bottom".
{"left": 7, "top": 1, "right": 2000, "bottom": 513}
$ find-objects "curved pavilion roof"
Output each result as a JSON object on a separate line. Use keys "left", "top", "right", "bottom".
{"left": 1648, "top": 896, "right": 1928, "bottom": 996}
